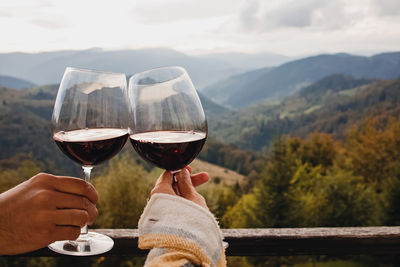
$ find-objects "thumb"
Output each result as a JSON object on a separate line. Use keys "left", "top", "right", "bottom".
{"left": 155, "top": 170, "right": 173, "bottom": 187}
{"left": 151, "top": 171, "right": 176, "bottom": 196}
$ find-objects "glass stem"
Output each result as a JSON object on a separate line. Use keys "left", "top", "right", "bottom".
{"left": 80, "top": 166, "right": 93, "bottom": 237}
{"left": 171, "top": 169, "right": 181, "bottom": 195}
{"left": 171, "top": 169, "right": 181, "bottom": 183}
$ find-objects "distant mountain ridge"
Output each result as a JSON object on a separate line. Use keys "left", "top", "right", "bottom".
{"left": 0, "top": 75, "right": 35, "bottom": 89}
{"left": 0, "top": 48, "right": 288, "bottom": 90}
{"left": 203, "top": 52, "right": 400, "bottom": 109}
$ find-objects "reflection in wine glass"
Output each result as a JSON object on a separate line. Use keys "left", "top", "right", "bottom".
{"left": 128, "top": 66, "right": 207, "bottom": 182}
{"left": 50, "top": 67, "right": 129, "bottom": 256}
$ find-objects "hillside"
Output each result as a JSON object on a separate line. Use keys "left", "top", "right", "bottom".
{"left": 203, "top": 52, "right": 400, "bottom": 109}
{"left": 210, "top": 75, "right": 400, "bottom": 151}
{"left": 198, "top": 92, "right": 228, "bottom": 118}
{"left": 0, "top": 75, "right": 35, "bottom": 89}
{"left": 0, "top": 85, "right": 76, "bottom": 174}
{"left": 0, "top": 85, "right": 257, "bottom": 177}
{"left": 190, "top": 159, "right": 244, "bottom": 186}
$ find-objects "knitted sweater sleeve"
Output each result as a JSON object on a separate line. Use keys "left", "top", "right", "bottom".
{"left": 138, "top": 193, "right": 227, "bottom": 267}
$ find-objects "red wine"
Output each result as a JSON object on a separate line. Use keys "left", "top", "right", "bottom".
{"left": 54, "top": 128, "right": 128, "bottom": 166}
{"left": 130, "top": 131, "right": 206, "bottom": 171}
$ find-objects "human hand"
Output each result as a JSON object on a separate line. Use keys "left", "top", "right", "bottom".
{"left": 151, "top": 167, "right": 209, "bottom": 208}
{"left": 0, "top": 173, "right": 98, "bottom": 255}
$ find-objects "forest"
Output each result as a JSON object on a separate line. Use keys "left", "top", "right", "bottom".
{"left": 1, "top": 75, "right": 400, "bottom": 266}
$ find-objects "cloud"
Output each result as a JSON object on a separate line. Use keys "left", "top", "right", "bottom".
{"left": 0, "top": 0, "right": 66, "bottom": 29}
{"left": 131, "top": 0, "right": 240, "bottom": 24}
{"left": 264, "top": 0, "right": 323, "bottom": 28}
{"left": 0, "top": 10, "right": 13, "bottom": 18}
{"left": 371, "top": 0, "right": 400, "bottom": 17}
{"left": 237, "top": 0, "right": 356, "bottom": 32}
{"left": 239, "top": 0, "right": 260, "bottom": 29}
{"left": 29, "top": 17, "right": 69, "bottom": 30}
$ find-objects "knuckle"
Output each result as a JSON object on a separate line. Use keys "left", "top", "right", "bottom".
{"left": 91, "top": 187, "right": 98, "bottom": 203}
{"left": 30, "top": 173, "right": 44, "bottom": 184}
{"left": 83, "top": 182, "right": 93, "bottom": 195}
{"left": 83, "top": 197, "right": 90, "bottom": 210}
{"left": 83, "top": 183, "right": 98, "bottom": 202}
{"left": 94, "top": 207, "right": 98, "bottom": 218}
{"left": 33, "top": 189, "right": 51, "bottom": 206}
{"left": 88, "top": 207, "right": 98, "bottom": 223}
{"left": 31, "top": 172, "right": 53, "bottom": 185}
{"left": 81, "top": 182, "right": 90, "bottom": 195}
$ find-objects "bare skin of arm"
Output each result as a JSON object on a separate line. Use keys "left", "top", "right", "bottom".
{"left": 0, "top": 173, "right": 98, "bottom": 255}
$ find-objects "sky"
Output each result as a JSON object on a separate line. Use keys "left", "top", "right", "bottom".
{"left": 1, "top": 0, "right": 400, "bottom": 56}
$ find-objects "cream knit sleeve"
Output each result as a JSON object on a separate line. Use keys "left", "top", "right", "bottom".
{"left": 138, "top": 193, "right": 227, "bottom": 267}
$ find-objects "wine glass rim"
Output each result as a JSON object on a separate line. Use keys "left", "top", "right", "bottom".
{"left": 65, "top": 67, "right": 126, "bottom": 76}
{"left": 130, "top": 66, "right": 186, "bottom": 80}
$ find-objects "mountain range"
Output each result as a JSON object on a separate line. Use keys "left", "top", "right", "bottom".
{"left": 2, "top": 49, "right": 399, "bottom": 112}
{"left": 209, "top": 74, "right": 400, "bottom": 151}
{"left": 0, "top": 48, "right": 289, "bottom": 90}
{"left": 0, "top": 75, "right": 35, "bottom": 90}
{"left": 203, "top": 52, "right": 400, "bottom": 109}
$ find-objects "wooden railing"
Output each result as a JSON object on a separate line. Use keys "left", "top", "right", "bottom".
{"left": 20, "top": 227, "right": 400, "bottom": 257}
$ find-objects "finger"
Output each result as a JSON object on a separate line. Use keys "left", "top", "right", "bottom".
{"left": 184, "top": 166, "right": 192, "bottom": 174}
{"left": 53, "top": 192, "right": 98, "bottom": 225}
{"left": 190, "top": 172, "right": 210, "bottom": 187}
{"left": 49, "top": 175, "right": 98, "bottom": 204}
{"left": 176, "top": 169, "right": 196, "bottom": 198}
{"left": 155, "top": 170, "right": 173, "bottom": 186}
{"left": 52, "top": 209, "right": 90, "bottom": 227}
{"left": 151, "top": 171, "right": 176, "bottom": 195}
{"left": 51, "top": 226, "right": 81, "bottom": 242}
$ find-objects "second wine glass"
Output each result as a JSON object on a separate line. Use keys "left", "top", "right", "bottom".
{"left": 128, "top": 66, "right": 207, "bottom": 180}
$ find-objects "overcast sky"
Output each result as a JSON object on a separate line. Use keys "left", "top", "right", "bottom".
{"left": 1, "top": 0, "right": 400, "bottom": 56}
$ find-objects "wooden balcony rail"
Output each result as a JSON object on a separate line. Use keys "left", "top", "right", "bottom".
{"left": 19, "top": 227, "right": 400, "bottom": 257}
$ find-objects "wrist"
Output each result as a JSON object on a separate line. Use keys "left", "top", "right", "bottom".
{"left": 138, "top": 193, "right": 225, "bottom": 266}
{"left": 0, "top": 195, "right": 14, "bottom": 255}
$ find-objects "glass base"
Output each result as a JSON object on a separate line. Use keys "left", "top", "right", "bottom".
{"left": 48, "top": 232, "right": 114, "bottom": 256}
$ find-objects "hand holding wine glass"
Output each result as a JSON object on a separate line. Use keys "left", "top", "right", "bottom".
{"left": 0, "top": 173, "right": 98, "bottom": 255}
{"left": 50, "top": 67, "right": 129, "bottom": 255}
{"left": 128, "top": 66, "right": 207, "bottom": 190}
{"left": 151, "top": 167, "right": 208, "bottom": 208}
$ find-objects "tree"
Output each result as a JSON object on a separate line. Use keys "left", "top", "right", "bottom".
{"left": 222, "top": 131, "right": 383, "bottom": 228}
{"left": 0, "top": 154, "right": 41, "bottom": 193}
{"left": 93, "top": 153, "right": 156, "bottom": 228}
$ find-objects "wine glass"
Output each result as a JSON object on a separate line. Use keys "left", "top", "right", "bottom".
{"left": 50, "top": 67, "right": 129, "bottom": 256}
{"left": 128, "top": 66, "right": 207, "bottom": 183}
